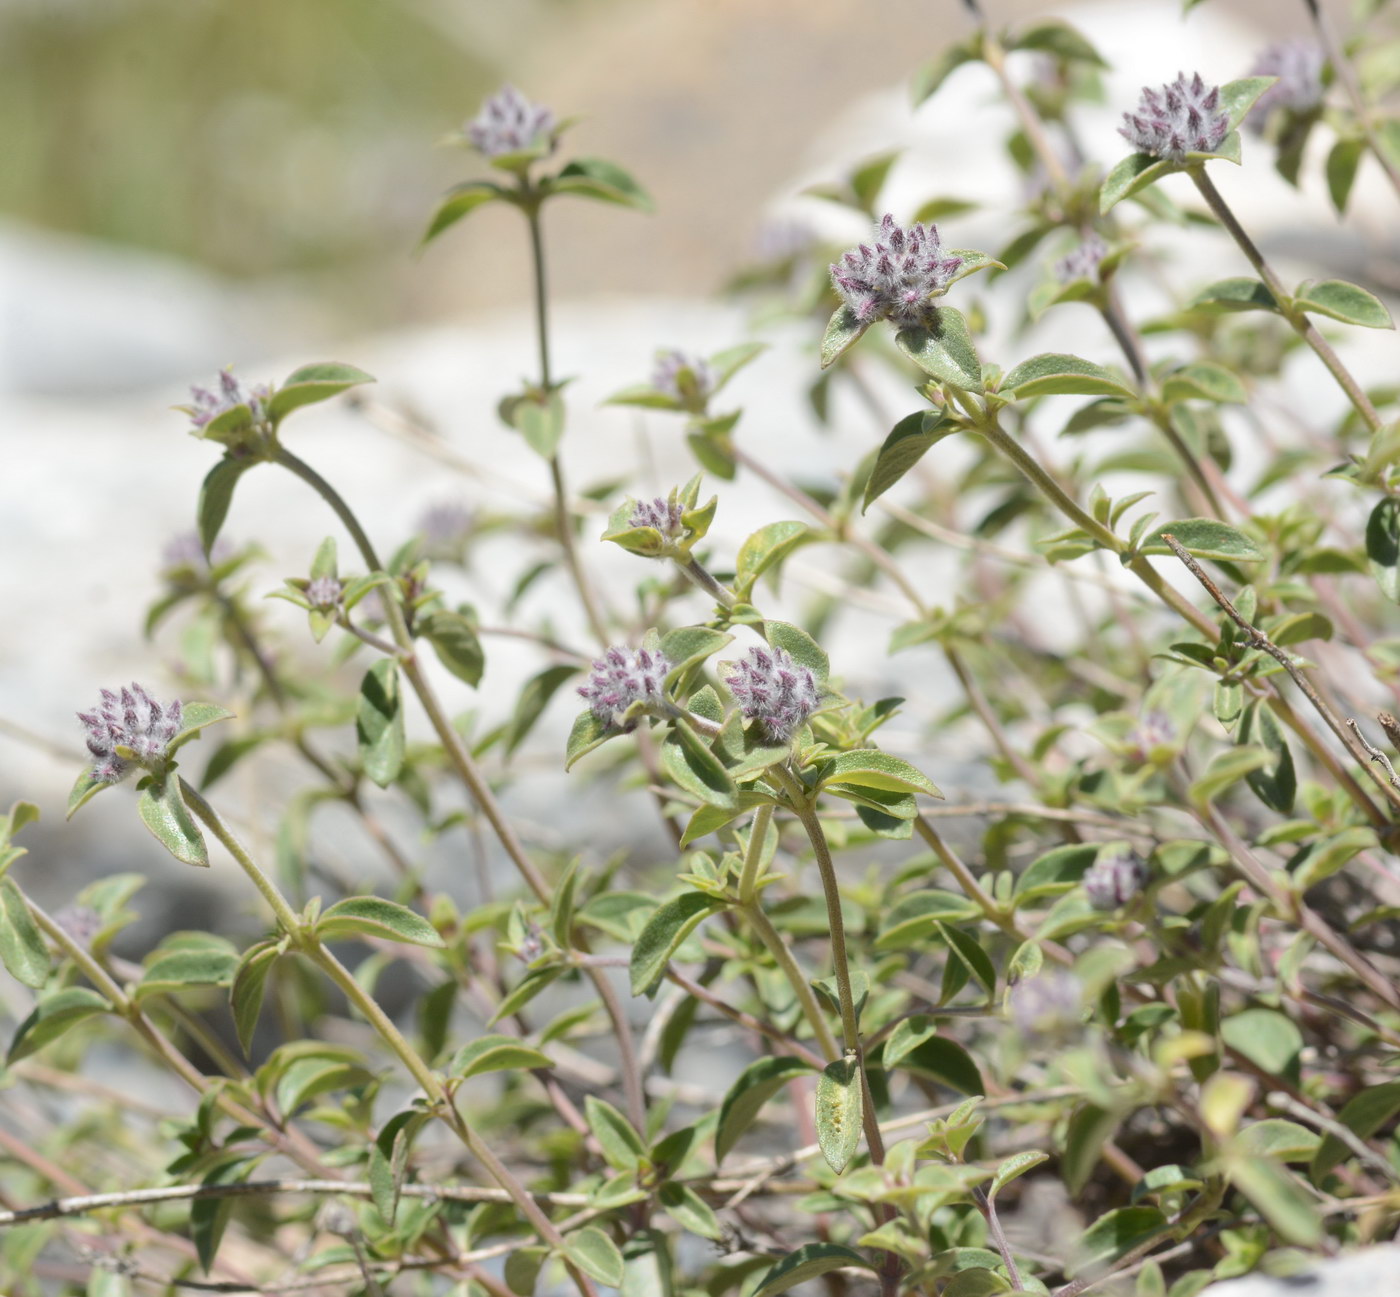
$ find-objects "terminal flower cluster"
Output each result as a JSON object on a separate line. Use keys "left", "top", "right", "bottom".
{"left": 724, "top": 645, "right": 819, "bottom": 743}
{"left": 629, "top": 496, "right": 685, "bottom": 539}
{"left": 1248, "top": 41, "right": 1325, "bottom": 123}
{"left": 187, "top": 368, "right": 271, "bottom": 431}
{"left": 578, "top": 646, "right": 672, "bottom": 730}
{"left": 1119, "top": 72, "right": 1229, "bottom": 161}
{"left": 467, "top": 85, "right": 555, "bottom": 159}
{"left": 1054, "top": 232, "right": 1107, "bottom": 284}
{"left": 829, "top": 214, "right": 963, "bottom": 329}
{"left": 305, "top": 576, "right": 344, "bottom": 610}
{"left": 1083, "top": 849, "right": 1150, "bottom": 910}
{"left": 79, "top": 684, "right": 183, "bottom": 784}
{"left": 652, "top": 350, "right": 715, "bottom": 406}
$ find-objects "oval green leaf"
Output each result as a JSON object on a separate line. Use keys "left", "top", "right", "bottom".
{"left": 816, "top": 1056, "right": 863, "bottom": 1172}
{"left": 316, "top": 896, "right": 445, "bottom": 948}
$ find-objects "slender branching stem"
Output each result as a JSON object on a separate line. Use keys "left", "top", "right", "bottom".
{"left": 678, "top": 556, "right": 738, "bottom": 608}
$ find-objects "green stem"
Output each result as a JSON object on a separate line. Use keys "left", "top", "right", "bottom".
{"left": 737, "top": 803, "right": 774, "bottom": 907}
{"left": 743, "top": 902, "right": 840, "bottom": 1063}
{"left": 181, "top": 782, "right": 598, "bottom": 1296}
{"left": 1189, "top": 166, "right": 1383, "bottom": 433}
{"left": 678, "top": 556, "right": 738, "bottom": 609}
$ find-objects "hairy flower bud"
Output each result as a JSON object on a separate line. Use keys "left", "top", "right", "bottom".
{"left": 306, "top": 576, "right": 344, "bottom": 611}
{"left": 578, "top": 646, "right": 672, "bottom": 730}
{"left": 1119, "top": 72, "right": 1229, "bottom": 161}
{"left": 652, "top": 350, "right": 715, "bottom": 407}
{"left": 187, "top": 368, "right": 271, "bottom": 430}
{"left": 466, "top": 85, "right": 555, "bottom": 159}
{"left": 829, "top": 214, "right": 963, "bottom": 329}
{"left": 77, "top": 684, "right": 183, "bottom": 784}
{"left": 724, "top": 644, "right": 819, "bottom": 743}
{"left": 1054, "top": 232, "right": 1107, "bottom": 284}
{"left": 1247, "top": 41, "right": 1325, "bottom": 127}
{"left": 629, "top": 496, "right": 685, "bottom": 539}
{"left": 1083, "top": 849, "right": 1150, "bottom": 911}
{"left": 1008, "top": 970, "right": 1084, "bottom": 1041}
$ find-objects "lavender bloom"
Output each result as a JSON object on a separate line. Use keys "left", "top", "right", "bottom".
{"left": 1009, "top": 970, "right": 1085, "bottom": 1040}
{"left": 1131, "top": 709, "right": 1176, "bottom": 760}
{"left": 1083, "top": 849, "right": 1150, "bottom": 911}
{"left": 417, "top": 500, "right": 474, "bottom": 562}
{"left": 1119, "top": 73, "right": 1230, "bottom": 161}
{"left": 652, "top": 350, "right": 715, "bottom": 407}
{"left": 78, "top": 684, "right": 183, "bottom": 784}
{"left": 161, "top": 531, "right": 233, "bottom": 575}
{"left": 187, "top": 368, "right": 271, "bottom": 430}
{"left": 629, "top": 497, "right": 684, "bottom": 539}
{"left": 466, "top": 85, "right": 555, "bottom": 159}
{"left": 1247, "top": 41, "right": 1325, "bottom": 127}
{"left": 578, "top": 646, "right": 672, "bottom": 730}
{"left": 1054, "top": 232, "right": 1107, "bottom": 284}
{"left": 306, "top": 576, "right": 343, "bottom": 610}
{"left": 724, "top": 645, "right": 819, "bottom": 743}
{"left": 829, "top": 214, "right": 964, "bottom": 330}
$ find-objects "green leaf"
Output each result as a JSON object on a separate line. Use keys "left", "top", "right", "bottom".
{"left": 422, "top": 180, "right": 506, "bottom": 244}
{"left": 1220, "top": 76, "right": 1278, "bottom": 129}
{"left": 659, "top": 1182, "right": 723, "bottom": 1240}
{"left": 1238, "top": 703, "right": 1296, "bottom": 815}
{"left": 661, "top": 720, "right": 738, "bottom": 810}
{"left": 765, "top": 620, "right": 829, "bottom": 683}
{"left": 1160, "top": 362, "right": 1247, "bottom": 404}
{"left": 584, "top": 1095, "right": 648, "bottom": 1171}
{"left": 816, "top": 1056, "right": 862, "bottom": 1173}
{"left": 230, "top": 940, "right": 279, "bottom": 1055}
{"left": 266, "top": 363, "right": 375, "bottom": 424}
{"left": 1000, "top": 353, "right": 1136, "bottom": 400}
{"left": 660, "top": 626, "right": 732, "bottom": 683}
{"left": 716, "top": 1055, "right": 815, "bottom": 1162}
{"left": 0, "top": 879, "right": 48, "bottom": 988}
{"left": 1188, "top": 277, "right": 1279, "bottom": 314}
{"left": 1234, "top": 1118, "right": 1319, "bottom": 1163}
{"left": 1312, "top": 1080, "right": 1400, "bottom": 1179}
{"left": 1100, "top": 153, "right": 1177, "bottom": 213}
{"left": 275, "top": 1048, "right": 372, "bottom": 1114}
{"left": 565, "top": 709, "right": 612, "bottom": 770}
{"left": 1189, "top": 746, "right": 1271, "bottom": 808}
{"left": 942, "top": 1271, "right": 1012, "bottom": 1297}
{"left": 197, "top": 457, "right": 254, "bottom": 557}
{"left": 135, "top": 946, "right": 238, "bottom": 1000}
{"left": 1327, "top": 136, "right": 1365, "bottom": 214}
{"left": 895, "top": 307, "right": 983, "bottom": 392}
{"left": 1367, "top": 498, "right": 1400, "bottom": 602}
{"left": 1294, "top": 279, "right": 1395, "bottom": 329}
{"left": 629, "top": 891, "right": 724, "bottom": 995}
{"left": 875, "top": 890, "right": 982, "bottom": 948}
{"left": 911, "top": 37, "right": 983, "bottom": 105}
{"left": 1227, "top": 1155, "right": 1321, "bottom": 1245}
{"left": 508, "top": 387, "right": 567, "bottom": 459}
{"left": 505, "top": 1247, "right": 547, "bottom": 1295}
{"left": 138, "top": 780, "right": 209, "bottom": 868}
{"left": 316, "top": 896, "right": 444, "bottom": 948}
{"left": 553, "top": 157, "right": 653, "bottom": 211}
{"left": 491, "top": 965, "right": 565, "bottom": 1024}
{"left": 450, "top": 1033, "right": 552, "bottom": 1079}
{"left": 863, "top": 409, "right": 953, "bottom": 512}
{"left": 1063, "top": 1104, "right": 1119, "bottom": 1194}
{"left": 1009, "top": 19, "right": 1106, "bottom": 65}
{"left": 936, "top": 922, "right": 996, "bottom": 999}
{"left": 1221, "top": 1008, "right": 1302, "bottom": 1087}
{"left": 357, "top": 659, "right": 404, "bottom": 788}
{"left": 1292, "top": 825, "right": 1379, "bottom": 891}
{"left": 169, "top": 701, "right": 236, "bottom": 751}
{"left": 1069, "top": 1207, "right": 1167, "bottom": 1277}
{"left": 819, "top": 750, "right": 941, "bottom": 797}
{"left": 8, "top": 986, "right": 109, "bottom": 1064}
{"left": 894, "top": 1034, "right": 984, "bottom": 1094}
{"left": 734, "top": 521, "right": 810, "bottom": 600}
{"left": 752, "top": 1243, "right": 874, "bottom": 1296}
{"left": 418, "top": 608, "right": 485, "bottom": 687}
{"left": 369, "top": 1109, "right": 427, "bottom": 1225}
{"left": 1015, "top": 844, "right": 1097, "bottom": 902}
{"left": 820, "top": 305, "right": 870, "bottom": 370}
{"left": 192, "top": 1157, "right": 254, "bottom": 1274}
{"left": 505, "top": 664, "right": 581, "bottom": 757}
{"left": 1140, "top": 518, "right": 1264, "bottom": 561}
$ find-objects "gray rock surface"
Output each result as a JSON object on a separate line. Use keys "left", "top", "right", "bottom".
{"left": 1202, "top": 1247, "right": 1400, "bottom": 1295}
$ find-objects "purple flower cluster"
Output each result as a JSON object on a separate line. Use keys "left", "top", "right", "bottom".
{"left": 724, "top": 645, "right": 819, "bottom": 743}
{"left": 1083, "top": 849, "right": 1150, "bottom": 911}
{"left": 629, "top": 497, "right": 684, "bottom": 538}
{"left": 829, "top": 214, "right": 964, "bottom": 330}
{"left": 652, "top": 350, "right": 715, "bottom": 406}
{"left": 161, "top": 531, "right": 233, "bottom": 575}
{"left": 306, "top": 576, "right": 343, "bottom": 610}
{"left": 467, "top": 85, "right": 555, "bottom": 159}
{"left": 578, "top": 646, "right": 672, "bottom": 730}
{"left": 417, "top": 500, "right": 474, "bottom": 561}
{"left": 78, "top": 684, "right": 183, "bottom": 784}
{"left": 1008, "top": 970, "right": 1084, "bottom": 1041}
{"left": 188, "top": 368, "right": 271, "bottom": 430}
{"left": 1248, "top": 41, "right": 1325, "bottom": 126}
{"left": 1119, "top": 72, "right": 1230, "bottom": 161}
{"left": 1054, "top": 232, "right": 1107, "bottom": 285}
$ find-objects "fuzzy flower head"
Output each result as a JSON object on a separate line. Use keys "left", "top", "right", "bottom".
{"left": 724, "top": 644, "right": 820, "bottom": 744}
{"left": 416, "top": 500, "right": 474, "bottom": 563}
{"left": 830, "top": 214, "right": 963, "bottom": 330}
{"left": 161, "top": 531, "right": 233, "bottom": 578}
{"left": 1009, "top": 970, "right": 1085, "bottom": 1042}
{"left": 187, "top": 368, "right": 271, "bottom": 431}
{"left": 1131, "top": 708, "right": 1177, "bottom": 762}
{"left": 629, "top": 496, "right": 685, "bottom": 540}
{"left": 1247, "top": 41, "right": 1325, "bottom": 127}
{"left": 78, "top": 684, "right": 183, "bottom": 785}
{"left": 652, "top": 350, "right": 715, "bottom": 409}
{"left": 1083, "top": 848, "right": 1150, "bottom": 911}
{"left": 1054, "top": 232, "right": 1107, "bottom": 285}
{"left": 1119, "top": 72, "right": 1229, "bottom": 161}
{"left": 305, "top": 576, "right": 343, "bottom": 611}
{"left": 466, "top": 85, "right": 556, "bottom": 159}
{"left": 578, "top": 646, "right": 672, "bottom": 731}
